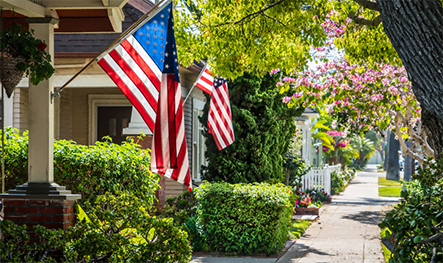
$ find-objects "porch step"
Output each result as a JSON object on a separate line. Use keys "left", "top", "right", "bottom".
{"left": 292, "top": 215, "right": 318, "bottom": 221}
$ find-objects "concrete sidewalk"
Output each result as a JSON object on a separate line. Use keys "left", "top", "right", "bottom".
{"left": 275, "top": 167, "right": 398, "bottom": 263}
{"left": 190, "top": 166, "right": 398, "bottom": 263}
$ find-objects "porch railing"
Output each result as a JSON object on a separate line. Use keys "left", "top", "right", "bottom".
{"left": 300, "top": 164, "right": 341, "bottom": 195}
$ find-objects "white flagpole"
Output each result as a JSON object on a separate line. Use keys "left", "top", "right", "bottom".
{"left": 182, "top": 63, "right": 209, "bottom": 106}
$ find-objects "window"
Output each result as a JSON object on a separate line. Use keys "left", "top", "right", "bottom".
{"left": 192, "top": 99, "right": 207, "bottom": 182}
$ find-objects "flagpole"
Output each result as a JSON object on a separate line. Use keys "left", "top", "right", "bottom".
{"left": 182, "top": 63, "right": 208, "bottom": 106}
{"left": 51, "top": 0, "right": 169, "bottom": 102}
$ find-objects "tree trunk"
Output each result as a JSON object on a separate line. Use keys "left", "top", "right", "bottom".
{"left": 386, "top": 132, "right": 400, "bottom": 180}
{"left": 384, "top": 131, "right": 389, "bottom": 171}
{"left": 378, "top": 0, "right": 443, "bottom": 158}
{"left": 404, "top": 141, "right": 412, "bottom": 182}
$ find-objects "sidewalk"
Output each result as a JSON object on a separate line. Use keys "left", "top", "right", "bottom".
{"left": 276, "top": 166, "right": 397, "bottom": 263}
{"left": 190, "top": 166, "right": 398, "bottom": 263}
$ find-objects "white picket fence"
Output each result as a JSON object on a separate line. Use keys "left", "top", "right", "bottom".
{"left": 300, "top": 164, "right": 341, "bottom": 195}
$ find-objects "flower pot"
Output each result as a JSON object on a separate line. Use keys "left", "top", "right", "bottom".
{"left": 293, "top": 207, "right": 319, "bottom": 216}
{"left": 1, "top": 55, "right": 26, "bottom": 98}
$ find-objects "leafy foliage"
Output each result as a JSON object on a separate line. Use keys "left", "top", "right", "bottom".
{"left": 201, "top": 72, "right": 304, "bottom": 184}
{"left": 65, "top": 192, "right": 192, "bottom": 263}
{"left": 0, "top": 221, "right": 64, "bottom": 263}
{"left": 0, "top": 128, "right": 160, "bottom": 205}
{"left": 331, "top": 167, "right": 354, "bottom": 195}
{"left": 0, "top": 193, "right": 192, "bottom": 263}
{"left": 0, "top": 24, "right": 54, "bottom": 85}
{"left": 380, "top": 170, "right": 443, "bottom": 262}
{"left": 194, "top": 181, "right": 293, "bottom": 255}
{"left": 350, "top": 136, "right": 375, "bottom": 170}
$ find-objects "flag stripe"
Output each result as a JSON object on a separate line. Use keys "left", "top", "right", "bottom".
{"left": 123, "top": 36, "right": 162, "bottom": 90}
{"left": 195, "top": 68, "right": 214, "bottom": 95}
{"left": 211, "top": 85, "right": 235, "bottom": 141}
{"left": 109, "top": 49, "right": 158, "bottom": 115}
{"left": 98, "top": 55, "right": 155, "bottom": 131}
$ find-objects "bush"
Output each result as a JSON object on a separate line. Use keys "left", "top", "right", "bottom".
{"left": 0, "top": 220, "right": 64, "bottom": 262}
{"left": 0, "top": 128, "right": 160, "bottom": 205}
{"left": 379, "top": 158, "right": 443, "bottom": 262}
{"left": 331, "top": 168, "right": 354, "bottom": 195}
{"left": 201, "top": 72, "right": 304, "bottom": 184}
{"left": 194, "top": 181, "right": 293, "bottom": 255}
{"left": 162, "top": 190, "right": 208, "bottom": 251}
{"left": 0, "top": 193, "right": 192, "bottom": 263}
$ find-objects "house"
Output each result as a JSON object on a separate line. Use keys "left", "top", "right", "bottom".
{"left": 3, "top": 0, "right": 208, "bottom": 206}
{"left": 294, "top": 107, "right": 322, "bottom": 167}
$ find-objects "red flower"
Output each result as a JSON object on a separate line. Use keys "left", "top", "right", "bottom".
{"left": 37, "top": 41, "right": 47, "bottom": 52}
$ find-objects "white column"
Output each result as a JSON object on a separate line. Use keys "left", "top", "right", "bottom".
{"left": 122, "top": 106, "right": 153, "bottom": 135}
{"left": 1, "top": 91, "right": 14, "bottom": 127}
{"left": 27, "top": 22, "right": 55, "bottom": 183}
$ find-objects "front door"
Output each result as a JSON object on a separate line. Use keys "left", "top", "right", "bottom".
{"left": 97, "top": 106, "right": 132, "bottom": 144}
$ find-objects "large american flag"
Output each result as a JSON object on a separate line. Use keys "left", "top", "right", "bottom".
{"left": 97, "top": 1, "right": 191, "bottom": 191}
{"left": 207, "top": 77, "right": 235, "bottom": 150}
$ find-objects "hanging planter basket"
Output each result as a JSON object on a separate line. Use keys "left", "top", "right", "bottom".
{"left": 0, "top": 55, "right": 26, "bottom": 98}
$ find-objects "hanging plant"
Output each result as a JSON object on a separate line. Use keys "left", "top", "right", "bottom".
{"left": 0, "top": 24, "right": 55, "bottom": 97}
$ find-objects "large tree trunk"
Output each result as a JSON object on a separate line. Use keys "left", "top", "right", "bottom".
{"left": 378, "top": 0, "right": 443, "bottom": 159}
{"left": 386, "top": 132, "right": 400, "bottom": 180}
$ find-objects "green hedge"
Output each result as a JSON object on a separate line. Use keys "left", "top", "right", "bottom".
{"left": 1, "top": 128, "right": 159, "bottom": 204}
{"left": 194, "top": 182, "right": 293, "bottom": 255}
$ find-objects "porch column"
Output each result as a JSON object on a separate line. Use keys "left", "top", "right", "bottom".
{"left": 1, "top": 17, "right": 80, "bottom": 200}
{"left": 27, "top": 20, "right": 55, "bottom": 183}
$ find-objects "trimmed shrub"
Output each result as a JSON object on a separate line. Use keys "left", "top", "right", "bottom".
{"left": 0, "top": 128, "right": 159, "bottom": 204}
{"left": 194, "top": 181, "right": 293, "bottom": 255}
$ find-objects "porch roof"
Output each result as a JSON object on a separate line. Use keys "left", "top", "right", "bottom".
{"left": 1, "top": 0, "right": 130, "bottom": 32}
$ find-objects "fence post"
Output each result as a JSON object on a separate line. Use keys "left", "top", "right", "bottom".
{"left": 325, "top": 164, "right": 331, "bottom": 196}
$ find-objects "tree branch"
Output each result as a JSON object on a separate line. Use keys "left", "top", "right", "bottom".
{"left": 211, "top": 0, "right": 288, "bottom": 27}
{"left": 352, "top": 0, "right": 379, "bottom": 11}
{"left": 347, "top": 13, "right": 382, "bottom": 27}
{"left": 261, "top": 13, "right": 296, "bottom": 34}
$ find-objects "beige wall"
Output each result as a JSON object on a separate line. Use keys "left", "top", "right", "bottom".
{"left": 57, "top": 88, "right": 123, "bottom": 145}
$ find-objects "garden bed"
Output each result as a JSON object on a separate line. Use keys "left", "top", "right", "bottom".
{"left": 294, "top": 207, "right": 319, "bottom": 216}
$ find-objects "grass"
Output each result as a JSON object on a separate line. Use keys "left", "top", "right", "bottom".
{"left": 380, "top": 227, "right": 392, "bottom": 262}
{"left": 378, "top": 177, "right": 403, "bottom": 197}
{"left": 377, "top": 168, "right": 385, "bottom": 173}
{"left": 378, "top": 177, "right": 402, "bottom": 187}
{"left": 379, "top": 186, "right": 401, "bottom": 197}
{"left": 288, "top": 219, "right": 311, "bottom": 239}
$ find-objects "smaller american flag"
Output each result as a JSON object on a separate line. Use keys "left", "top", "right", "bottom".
{"left": 208, "top": 78, "right": 235, "bottom": 150}
{"left": 195, "top": 66, "right": 213, "bottom": 95}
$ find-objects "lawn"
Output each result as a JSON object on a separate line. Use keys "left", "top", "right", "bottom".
{"left": 288, "top": 220, "right": 311, "bottom": 239}
{"left": 378, "top": 177, "right": 402, "bottom": 186}
{"left": 379, "top": 186, "right": 401, "bottom": 197}
{"left": 379, "top": 177, "right": 402, "bottom": 197}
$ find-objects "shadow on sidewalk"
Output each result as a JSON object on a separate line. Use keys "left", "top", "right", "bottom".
{"left": 341, "top": 210, "right": 383, "bottom": 225}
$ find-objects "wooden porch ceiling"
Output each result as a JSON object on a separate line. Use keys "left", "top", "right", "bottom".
{"left": 0, "top": 0, "right": 128, "bottom": 32}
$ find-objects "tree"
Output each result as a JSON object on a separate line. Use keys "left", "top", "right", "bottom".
{"left": 200, "top": 73, "right": 303, "bottom": 184}
{"left": 175, "top": 0, "right": 443, "bottom": 159}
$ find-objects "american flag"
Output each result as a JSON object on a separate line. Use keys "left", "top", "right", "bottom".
{"left": 208, "top": 77, "right": 235, "bottom": 150}
{"left": 97, "top": 1, "right": 191, "bottom": 191}
{"left": 195, "top": 65, "right": 213, "bottom": 95}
